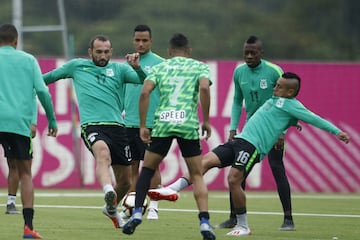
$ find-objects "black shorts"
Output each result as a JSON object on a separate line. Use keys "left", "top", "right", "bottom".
{"left": 126, "top": 127, "right": 150, "bottom": 160}
{"left": 148, "top": 137, "right": 201, "bottom": 158}
{"left": 81, "top": 124, "right": 132, "bottom": 166}
{"left": 0, "top": 132, "right": 33, "bottom": 160}
{"left": 212, "top": 138, "right": 260, "bottom": 177}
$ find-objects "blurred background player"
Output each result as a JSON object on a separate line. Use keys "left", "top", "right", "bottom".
{"left": 124, "top": 24, "right": 164, "bottom": 220}
{"left": 122, "top": 33, "right": 215, "bottom": 240}
{"left": 0, "top": 23, "right": 58, "bottom": 239}
{"left": 43, "top": 35, "right": 145, "bottom": 229}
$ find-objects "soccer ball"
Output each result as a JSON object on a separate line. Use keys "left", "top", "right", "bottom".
{"left": 121, "top": 192, "right": 148, "bottom": 217}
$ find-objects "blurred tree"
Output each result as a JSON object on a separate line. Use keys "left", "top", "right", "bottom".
{"left": 0, "top": 0, "right": 359, "bottom": 61}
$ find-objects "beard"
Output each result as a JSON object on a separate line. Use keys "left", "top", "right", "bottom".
{"left": 93, "top": 58, "right": 109, "bottom": 67}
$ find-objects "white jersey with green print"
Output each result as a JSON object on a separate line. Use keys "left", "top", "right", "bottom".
{"left": 43, "top": 58, "right": 145, "bottom": 126}
{"left": 146, "top": 56, "right": 211, "bottom": 139}
{"left": 230, "top": 60, "right": 283, "bottom": 130}
{"left": 124, "top": 51, "right": 164, "bottom": 128}
{"left": 236, "top": 96, "right": 341, "bottom": 160}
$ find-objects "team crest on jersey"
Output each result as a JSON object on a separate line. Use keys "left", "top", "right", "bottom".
{"left": 144, "top": 65, "right": 152, "bottom": 73}
{"left": 105, "top": 68, "right": 114, "bottom": 77}
{"left": 259, "top": 79, "right": 268, "bottom": 89}
{"left": 276, "top": 98, "right": 285, "bottom": 108}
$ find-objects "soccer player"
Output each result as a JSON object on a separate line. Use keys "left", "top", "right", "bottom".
{"left": 122, "top": 33, "right": 216, "bottom": 240}
{"left": 124, "top": 24, "right": 164, "bottom": 220}
{"left": 0, "top": 23, "right": 58, "bottom": 239}
{"left": 151, "top": 35, "right": 296, "bottom": 230}
{"left": 43, "top": 35, "right": 146, "bottom": 229}
{"left": 154, "top": 72, "right": 350, "bottom": 236}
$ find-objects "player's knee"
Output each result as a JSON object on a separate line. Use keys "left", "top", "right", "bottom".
{"left": 227, "top": 173, "right": 242, "bottom": 189}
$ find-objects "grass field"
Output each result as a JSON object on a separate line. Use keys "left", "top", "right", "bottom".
{"left": 0, "top": 189, "right": 359, "bottom": 240}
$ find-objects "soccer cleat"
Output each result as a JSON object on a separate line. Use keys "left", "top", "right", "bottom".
{"left": 146, "top": 208, "right": 159, "bottom": 220}
{"left": 226, "top": 225, "right": 252, "bottom": 236}
{"left": 147, "top": 187, "right": 179, "bottom": 202}
{"left": 5, "top": 202, "right": 20, "bottom": 214}
{"left": 122, "top": 216, "right": 142, "bottom": 235}
{"left": 23, "top": 225, "right": 43, "bottom": 239}
{"left": 104, "top": 190, "right": 117, "bottom": 214}
{"left": 200, "top": 221, "right": 216, "bottom": 240}
{"left": 102, "top": 206, "right": 126, "bottom": 228}
{"left": 119, "top": 210, "right": 130, "bottom": 220}
{"left": 214, "top": 217, "right": 236, "bottom": 228}
{"left": 279, "top": 218, "right": 295, "bottom": 231}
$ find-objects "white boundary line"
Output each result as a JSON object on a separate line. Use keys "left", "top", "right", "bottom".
{"left": 1, "top": 203, "right": 359, "bottom": 218}
{"left": 1, "top": 192, "right": 360, "bottom": 199}
{"left": 1, "top": 191, "right": 359, "bottom": 218}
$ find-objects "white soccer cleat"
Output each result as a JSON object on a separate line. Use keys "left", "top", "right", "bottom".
{"left": 104, "top": 190, "right": 117, "bottom": 214}
{"left": 146, "top": 208, "right": 159, "bottom": 220}
{"left": 119, "top": 210, "right": 130, "bottom": 220}
{"left": 200, "top": 221, "right": 216, "bottom": 240}
{"left": 226, "top": 225, "right": 252, "bottom": 236}
{"left": 147, "top": 187, "right": 179, "bottom": 201}
{"left": 102, "top": 206, "right": 126, "bottom": 228}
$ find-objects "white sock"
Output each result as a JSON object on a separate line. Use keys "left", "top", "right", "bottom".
{"left": 236, "top": 213, "right": 248, "bottom": 228}
{"left": 167, "top": 177, "right": 190, "bottom": 192}
{"left": 103, "top": 184, "right": 114, "bottom": 194}
{"left": 148, "top": 200, "right": 159, "bottom": 210}
{"left": 7, "top": 195, "right": 16, "bottom": 205}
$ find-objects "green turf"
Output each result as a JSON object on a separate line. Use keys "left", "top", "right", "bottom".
{"left": 0, "top": 189, "right": 359, "bottom": 240}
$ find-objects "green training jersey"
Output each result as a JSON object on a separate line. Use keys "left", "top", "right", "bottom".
{"left": 124, "top": 51, "right": 164, "bottom": 128}
{"left": 237, "top": 96, "right": 341, "bottom": 160}
{"left": 43, "top": 58, "right": 145, "bottom": 126}
{"left": 0, "top": 46, "right": 56, "bottom": 137}
{"left": 147, "top": 56, "right": 211, "bottom": 139}
{"left": 230, "top": 60, "right": 283, "bottom": 130}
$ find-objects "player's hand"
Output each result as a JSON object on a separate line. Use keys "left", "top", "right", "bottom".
{"left": 201, "top": 122, "right": 211, "bottom": 141}
{"left": 337, "top": 132, "right": 350, "bottom": 144}
{"left": 126, "top": 53, "right": 140, "bottom": 69}
{"left": 30, "top": 124, "right": 37, "bottom": 138}
{"left": 274, "top": 134, "right": 285, "bottom": 150}
{"left": 47, "top": 127, "right": 57, "bottom": 137}
{"left": 140, "top": 127, "right": 151, "bottom": 144}
{"left": 228, "top": 130, "right": 236, "bottom": 142}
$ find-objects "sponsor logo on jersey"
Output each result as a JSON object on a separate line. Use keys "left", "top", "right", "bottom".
{"left": 159, "top": 110, "right": 186, "bottom": 124}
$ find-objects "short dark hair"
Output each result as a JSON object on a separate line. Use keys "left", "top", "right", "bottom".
{"left": 89, "top": 35, "right": 111, "bottom": 49}
{"left": 0, "top": 23, "right": 18, "bottom": 44}
{"left": 246, "top": 35, "right": 259, "bottom": 44}
{"left": 134, "top": 24, "right": 152, "bottom": 37}
{"left": 282, "top": 72, "right": 301, "bottom": 97}
{"left": 169, "top": 33, "right": 189, "bottom": 49}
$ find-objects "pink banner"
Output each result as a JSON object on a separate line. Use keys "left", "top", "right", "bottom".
{"left": 0, "top": 59, "right": 359, "bottom": 192}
